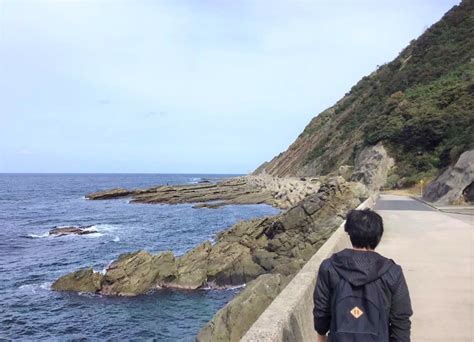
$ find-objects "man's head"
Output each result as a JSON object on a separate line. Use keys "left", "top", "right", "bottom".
{"left": 344, "top": 209, "right": 384, "bottom": 250}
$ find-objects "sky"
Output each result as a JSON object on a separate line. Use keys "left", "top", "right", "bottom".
{"left": 0, "top": 0, "right": 460, "bottom": 173}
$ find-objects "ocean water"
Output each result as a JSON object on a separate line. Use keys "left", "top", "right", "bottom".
{"left": 0, "top": 174, "right": 280, "bottom": 340}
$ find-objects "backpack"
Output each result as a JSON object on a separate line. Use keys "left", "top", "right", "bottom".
{"left": 328, "top": 276, "right": 389, "bottom": 341}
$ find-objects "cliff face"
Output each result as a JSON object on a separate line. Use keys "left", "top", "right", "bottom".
{"left": 255, "top": 0, "right": 474, "bottom": 187}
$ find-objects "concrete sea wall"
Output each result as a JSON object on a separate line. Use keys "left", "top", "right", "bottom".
{"left": 241, "top": 194, "right": 379, "bottom": 341}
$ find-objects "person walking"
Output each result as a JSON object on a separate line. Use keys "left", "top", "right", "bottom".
{"left": 313, "top": 209, "right": 412, "bottom": 341}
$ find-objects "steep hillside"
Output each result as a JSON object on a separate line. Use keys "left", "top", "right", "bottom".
{"left": 255, "top": 0, "right": 473, "bottom": 188}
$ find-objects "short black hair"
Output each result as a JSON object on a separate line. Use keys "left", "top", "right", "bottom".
{"left": 344, "top": 209, "right": 384, "bottom": 249}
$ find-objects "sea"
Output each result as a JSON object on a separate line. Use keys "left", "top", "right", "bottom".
{"left": 0, "top": 173, "right": 280, "bottom": 341}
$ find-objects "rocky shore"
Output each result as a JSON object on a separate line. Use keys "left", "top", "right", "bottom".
{"left": 52, "top": 177, "right": 368, "bottom": 294}
{"left": 52, "top": 144, "right": 392, "bottom": 340}
{"left": 53, "top": 177, "right": 369, "bottom": 340}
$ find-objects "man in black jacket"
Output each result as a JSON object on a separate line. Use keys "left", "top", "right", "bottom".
{"left": 313, "top": 209, "right": 412, "bottom": 341}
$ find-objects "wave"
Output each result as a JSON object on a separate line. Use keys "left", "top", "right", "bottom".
{"left": 25, "top": 232, "right": 105, "bottom": 239}
{"left": 98, "top": 259, "right": 115, "bottom": 275}
{"left": 18, "top": 281, "right": 52, "bottom": 293}
{"left": 25, "top": 232, "right": 49, "bottom": 238}
{"left": 40, "top": 282, "right": 52, "bottom": 290}
{"left": 201, "top": 282, "right": 246, "bottom": 291}
{"left": 93, "top": 224, "right": 119, "bottom": 232}
{"left": 78, "top": 291, "right": 102, "bottom": 298}
{"left": 25, "top": 224, "right": 120, "bottom": 241}
{"left": 224, "top": 283, "right": 246, "bottom": 291}
{"left": 25, "top": 231, "right": 104, "bottom": 239}
{"left": 187, "top": 177, "right": 202, "bottom": 184}
{"left": 83, "top": 233, "right": 104, "bottom": 238}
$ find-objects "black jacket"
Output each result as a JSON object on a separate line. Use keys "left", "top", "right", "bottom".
{"left": 313, "top": 249, "right": 412, "bottom": 341}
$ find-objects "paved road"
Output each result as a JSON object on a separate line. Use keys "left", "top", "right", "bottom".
{"left": 375, "top": 195, "right": 474, "bottom": 341}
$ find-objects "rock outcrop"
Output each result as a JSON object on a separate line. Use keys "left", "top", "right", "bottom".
{"left": 49, "top": 226, "right": 97, "bottom": 237}
{"left": 86, "top": 188, "right": 137, "bottom": 200}
{"left": 52, "top": 268, "right": 103, "bottom": 293}
{"left": 350, "top": 143, "right": 394, "bottom": 191}
{"left": 53, "top": 178, "right": 369, "bottom": 295}
{"left": 196, "top": 273, "right": 290, "bottom": 342}
{"left": 423, "top": 150, "right": 474, "bottom": 204}
{"left": 86, "top": 175, "right": 322, "bottom": 210}
{"left": 101, "top": 251, "right": 177, "bottom": 296}
{"left": 463, "top": 182, "right": 474, "bottom": 203}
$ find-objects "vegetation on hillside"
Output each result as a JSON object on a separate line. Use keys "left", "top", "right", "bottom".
{"left": 298, "top": 0, "right": 474, "bottom": 186}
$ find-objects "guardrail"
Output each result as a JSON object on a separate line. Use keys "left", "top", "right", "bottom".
{"left": 241, "top": 194, "right": 379, "bottom": 341}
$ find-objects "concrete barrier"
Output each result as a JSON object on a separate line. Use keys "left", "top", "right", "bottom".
{"left": 241, "top": 194, "right": 379, "bottom": 342}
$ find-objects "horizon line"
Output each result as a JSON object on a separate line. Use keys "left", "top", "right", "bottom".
{"left": 0, "top": 172, "right": 247, "bottom": 175}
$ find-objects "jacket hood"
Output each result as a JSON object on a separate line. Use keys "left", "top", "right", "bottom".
{"left": 330, "top": 249, "right": 394, "bottom": 286}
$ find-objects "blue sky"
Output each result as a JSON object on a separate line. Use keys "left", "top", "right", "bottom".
{"left": 0, "top": 0, "right": 460, "bottom": 173}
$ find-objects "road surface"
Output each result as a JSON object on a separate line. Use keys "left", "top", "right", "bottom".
{"left": 375, "top": 195, "right": 474, "bottom": 341}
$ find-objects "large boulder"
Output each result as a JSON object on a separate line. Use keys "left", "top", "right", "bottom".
{"left": 350, "top": 143, "right": 394, "bottom": 191}
{"left": 423, "top": 150, "right": 474, "bottom": 204}
{"left": 162, "top": 242, "right": 211, "bottom": 290}
{"left": 207, "top": 243, "right": 266, "bottom": 286}
{"left": 52, "top": 267, "right": 103, "bottom": 293}
{"left": 101, "top": 250, "right": 176, "bottom": 296}
{"left": 196, "top": 273, "right": 290, "bottom": 342}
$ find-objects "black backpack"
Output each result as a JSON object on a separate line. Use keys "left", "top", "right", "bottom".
{"left": 329, "top": 276, "right": 389, "bottom": 341}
